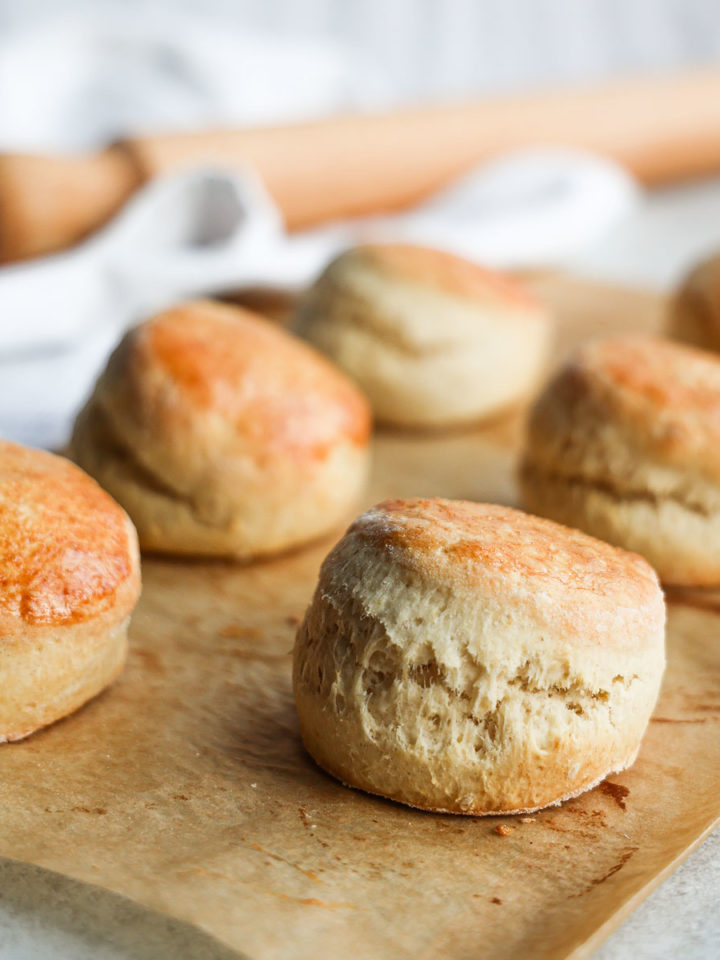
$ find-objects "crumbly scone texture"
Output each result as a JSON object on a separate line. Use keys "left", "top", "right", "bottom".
{"left": 0, "top": 441, "right": 140, "bottom": 741}
{"left": 521, "top": 334, "right": 720, "bottom": 585}
{"left": 71, "top": 299, "right": 372, "bottom": 558}
{"left": 292, "top": 244, "right": 552, "bottom": 427}
{"left": 668, "top": 252, "right": 720, "bottom": 352}
{"left": 293, "top": 498, "right": 665, "bottom": 815}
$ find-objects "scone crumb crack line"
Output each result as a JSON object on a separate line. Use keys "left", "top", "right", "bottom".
{"left": 82, "top": 403, "right": 231, "bottom": 531}
{"left": 81, "top": 402, "right": 189, "bottom": 499}
{"left": 523, "top": 465, "right": 716, "bottom": 519}
{"left": 311, "top": 295, "right": 467, "bottom": 358}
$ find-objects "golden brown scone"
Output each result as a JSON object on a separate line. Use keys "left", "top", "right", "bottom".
{"left": 71, "top": 300, "right": 372, "bottom": 559}
{"left": 667, "top": 251, "right": 720, "bottom": 351}
{"left": 521, "top": 335, "right": 720, "bottom": 585}
{"left": 292, "top": 244, "right": 552, "bottom": 428}
{"left": 293, "top": 498, "right": 664, "bottom": 815}
{"left": 0, "top": 441, "right": 140, "bottom": 742}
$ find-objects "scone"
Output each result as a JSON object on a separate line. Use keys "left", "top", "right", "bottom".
{"left": 293, "top": 498, "right": 664, "bottom": 815}
{"left": 521, "top": 336, "right": 720, "bottom": 586}
{"left": 292, "top": 244, "right": 552, "bottom": 428}
{"left": 668, "top": 251, "right": 720, "bottom": 352}
{"left": 521, "top": 335, "right": 720, "bottom": 586}
{"left": 71, "top": 300, "right": 372, "bottom": 559}
{"left": 0, "top": 441, "right": 140, "bottom": 742}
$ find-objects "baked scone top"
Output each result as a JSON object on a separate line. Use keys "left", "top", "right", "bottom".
{"left": 577, "top": 335, "right": 720, "bottom": 413}
{"left": 0, "top": 442, "right": 139, "bottom": 630}
{"left": 328, "top": 243, "right": 541, "bottom": 311}
{"left": 342, "top": 498, "right": 663, "bottom": 641}
{"left": 111, "top": 300, "right": 371, "bottom": 461}
{"left": 532, "top": 335, "right": 720, "bottom": 473}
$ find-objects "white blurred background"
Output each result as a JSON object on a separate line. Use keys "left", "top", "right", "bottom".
{"left": 2, "top": 2, "right": 720, "bottom": 435}
{"left": 1, "top": 0, "right": 720, "bottom": 286}
{"left": 3, "top": 0, "right": 720, "bottom": 441}
{"left": 2, "top": 0, "right": 720, "bottom": 288}
{"left": 3, "top": 0, "right": 720, "bottom": 108}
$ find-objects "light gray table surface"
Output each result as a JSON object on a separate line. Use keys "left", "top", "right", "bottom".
{"left": 2, "top": 176, "right": 720, "bottom": 959}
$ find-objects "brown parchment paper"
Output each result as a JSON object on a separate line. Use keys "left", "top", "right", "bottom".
{"left": 1, "top": 276, "right": 719, "bottom": 960}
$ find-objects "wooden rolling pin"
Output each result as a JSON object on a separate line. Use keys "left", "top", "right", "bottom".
{"left": 3, "top": 67, "right": 720, "bottom": 263}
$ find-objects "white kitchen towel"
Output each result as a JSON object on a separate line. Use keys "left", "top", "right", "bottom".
{"left": 0, "top": 149, "right": 639, "bottom": 449}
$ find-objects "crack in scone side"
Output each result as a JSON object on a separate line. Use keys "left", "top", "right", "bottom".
{"left": 404, "top": 658, "right": 625, "bottom": 719}
{"left": 302, "top": 282, "right": 466, "bottom": 359}
{"left": 522, "top": 463, "right": 718, "bottom": 519}
{"left": 301, "top": 584, "right": 641, "bottom": 760}
{"left": 81, "top": 402, "right": 229, "bottom": 530}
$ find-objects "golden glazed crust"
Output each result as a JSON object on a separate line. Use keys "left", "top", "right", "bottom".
{"left": 0, "top": 442, "right": 139, "bottom": 633}
{"left": 521, "top": 335, "right": 720, "bottom": 584}
{"left": 293, "top": 498, "right": 665, "bottom": 815}
{"left": 356, "top": 498, "right": 661, "bottom": 642}
{"left": 292, "top": 244, "right": 552, "bottom": 428}
{"left": 526, "top": 335, "right": 720, "bottom": 471}
{"left": 143, "top": 301, "right": 370, "bottom": 457}
{"left": 0, "top": 441, "right": 140, "bottom": 741}
{"left": 71, "top": 300, "right": 372, "bottom": 559}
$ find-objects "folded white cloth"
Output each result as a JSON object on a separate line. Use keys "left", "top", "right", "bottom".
{"left": 0, "top": 149, "right": 639, "bottom": 449}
